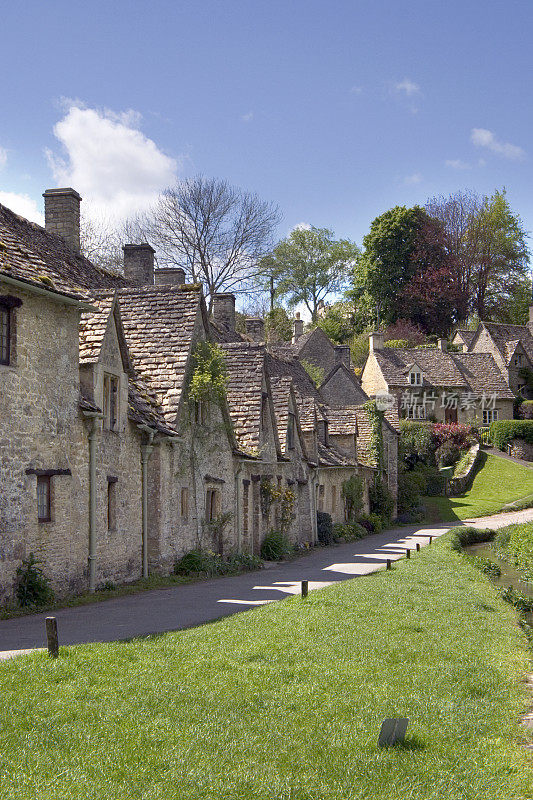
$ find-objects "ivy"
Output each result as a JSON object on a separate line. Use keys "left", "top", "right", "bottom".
{"left": 301, "top": 359, "right": 325, "bottom": 387}
{"left": 363, "top": 399, "right": 384, "bottom": 471}
{"left": 188, "top": 341, "right": 228, "bottom": 407}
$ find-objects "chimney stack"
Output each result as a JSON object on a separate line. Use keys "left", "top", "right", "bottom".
{"left": 292, "top": 313, "right": 304, "bottom": 343}
{"left": 437, "top": 338, "right": 447, "bottom": 351}
{"left": 42, "top": 188, "right": 81, "bottom": 252}
{"left": 245, "top": 318, "right": 265, "bottom": 342}
{"left": 123, "top": 244, "right": 155, "bottom": 286}
{"left": 212, "top": 293, "right": 236, "bottom": 332}
{"left": 369, "top": 332, "right": 384, "bottom": 351}
{"left": 154, "top": 267, "right": 185, "bottom": 286}
{"left": 334, "top": 345, "right": 351, "bottom": 367}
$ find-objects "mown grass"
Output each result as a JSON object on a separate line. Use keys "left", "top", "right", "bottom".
{"left": 423, "top": 451, "right": 533, "bottom": 523}
{"left": 1, "top": 535, "right": 532, "bottom": 799}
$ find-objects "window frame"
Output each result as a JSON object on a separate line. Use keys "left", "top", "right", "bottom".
{"left": 180, "top": 487, "right": 189, "bottom": 521}
{"left": 103, "top": 373, "right": 119, "bottom": 431}
{"left": 483, "top": 408, "right": 499, "bottom": 425}
{"left": 0, "top": 302, "right": 11, "bottom": 366}
{"left": 107, "top": 477, "right": 117, "bottom": 531}
{"left": 409, "top": 369, "right": 423, "bottom": 386}
{"left": 37, "top": 475, "right": 51, "bottom": 523}
{"left": 205, "top": 488, "right": 220, "bottom": 522}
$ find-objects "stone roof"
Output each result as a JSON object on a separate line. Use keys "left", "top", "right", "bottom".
{"left": 117, "top": 285, "right": 203, "bottom": 422}
{"left": 269, "top": 375, "right": 293, "bottom": 452}
{"left": 318, "top": 440, "right": 354, "bottom": 467}
{"left": 354, "top": 406, "right": 376, "bottom": 468}
{"left": 265, "top": 351, "right": 323, "bottom": 403}
{"left": 454, "top": 329, "right": 476, "bottom": 348}
{"left": 320, "top": 361, "right": 369, "bottom": 405}
{"left": 452, "top": 352, "right": 515, "bottom": 398}
{"left": 79, "top": 294, "right": 115, "bottom": 364}
{"left": 128, "top": 377, "right": 177, "bottom": 436}
{"left": 479, "top": 321, "right": 533, "bottom": 365}
{"left": 220, "top": 342, "right": 267, "bottom": 452}
{"left": 325, "top": 407, "right": 358, "bottom": 436}
{"left": 0, "top": 201, "right": 123, "bottom": 299}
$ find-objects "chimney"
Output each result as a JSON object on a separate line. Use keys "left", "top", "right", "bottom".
{"left": 123, "top": 244, "right": 155, "bottom": 286}
{"left": 369, "top": 332, "right": 384, "bottom": 351}
{"left": 437, "top": 338, "right": 447, "bottom": 351}
{"left": 334, "top": 345, "right": 351, "bottom": 367}
{"left": 245, "top": 318, "right": 265, "bottom": 342}
{"left": 154, "top": 267, "right": 185, "bottom": 286}
{"left": 212, "top": 293, "right": 236, "bottom": 332}
{"left": 42, "top": 188, "right": 81, "bottom": 252}
{"left": 292, "top": 313, "right": 304, "bottom": 343}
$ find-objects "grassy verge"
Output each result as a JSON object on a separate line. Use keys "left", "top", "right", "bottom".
{"left": 1, "top": 535, "right": 531, "bottom": 799}
{"left": 423, "top": 451, "right": 533, "bottom": 523}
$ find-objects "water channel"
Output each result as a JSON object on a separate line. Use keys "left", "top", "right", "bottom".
{"left": 465, "top": 542, "right": 533, "bottom": 624}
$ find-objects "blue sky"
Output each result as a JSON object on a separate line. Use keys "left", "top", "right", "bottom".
{"left": 0, "top": 0, "right": 532, "bottom": 248}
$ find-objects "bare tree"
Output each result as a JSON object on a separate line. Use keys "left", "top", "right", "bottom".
{"left": 142, "top": 176, "right": 281, "bottom": 309}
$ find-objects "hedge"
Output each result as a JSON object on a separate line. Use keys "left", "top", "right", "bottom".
{"left": 489, "top": 420, "right": 533, "bottom": 451}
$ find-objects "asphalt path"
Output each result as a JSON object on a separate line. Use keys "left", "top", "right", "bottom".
{"left": 2, "top": 507, "right": 532, "bottom": 657}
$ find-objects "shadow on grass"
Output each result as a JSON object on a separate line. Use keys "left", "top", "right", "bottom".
{"left": 422, "top": 452, "right": 489, "bottom": 524}
{"left": 381, "top": 734, "right": 425, "bottom": 752}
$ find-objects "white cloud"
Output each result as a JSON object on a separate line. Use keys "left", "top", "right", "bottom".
{"left": 350, "top": 85, "right": 363, "bottom": 95}
{"left": 45, "top": 102, "right": 179, "bottom": 223}
{"left": 291, "top": 222, "right": 312, "bottom": 232}
{"left": 403, "top": 173, "right": 422, "bottom": 185}
{"left": 0, "top": 147, "right": 7, "bottom": 169}
{"left": 470, "top": 128, "right": 525, "bottom": 160}
{"left": 0, "top": 191, "right": 44, "bottom": 225}
{"left": 445, "top": 159, "right": 471, "bottom": 170}
{"left": 241, "top": 111, "right": 254, "bottom": 123}
{"left": 394, "top": 78, "right": 420, "bottom": 97}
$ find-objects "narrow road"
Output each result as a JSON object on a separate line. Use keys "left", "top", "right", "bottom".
{"left": 2, "top": 507, "right": 532, "bottom": 658}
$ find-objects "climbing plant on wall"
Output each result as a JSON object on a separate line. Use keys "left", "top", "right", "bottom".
{"left": 363, "top": 399, "right": 384, "bottom": 471}
{"left": 188, "top": 340, "right": 228, "bottom": 406}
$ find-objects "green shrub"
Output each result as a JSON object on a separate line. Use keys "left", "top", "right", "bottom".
{"left": 489, "top": 420, "right": 533, "bottom": 451}
{"left": 301, "top": 359, "right": 325, "bottom": 387}
{"left": 358, "top": 513, "right": 383, "bottom": 534}
{"left": 260, "top": 530, "right": 291, "bottom": 560}
{"left": 397, "top": 472, "right": 424, "bottom": 514}
{"left": 316, "top": 511, "right": 334, "bottom": 545}
{"left": 399, "top": 421, "right": 435, "bottom": 466}
{"left": 341, "top": 475, "right": 364, "bottom": 522}
{"left": 332, "top": 522, "right": 368, "bottom": 541}
{"left": 384, "top": 338, "right": 409, "bottom": 349}
{"left": 15, "top": 554, "right": 54, "bottom": 608}
{"left": 174, "top": 549, "right": 262, "bottom": 577}
{"left": 448, "top": 526, "right": 494, "bottom": 552}
{"left": 412, "top": 463, "right": 444, "bottom": 496}
{"left": 369, "top": 478, "right": 394, "bottom": 522}
{"left": 435, "top": 440, "right": 461, "bottom": 468}
{"left": 518, "top": 400, "right": 533, "bottom": 419}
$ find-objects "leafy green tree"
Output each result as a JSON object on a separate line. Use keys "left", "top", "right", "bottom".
{"left": 317, "top": 301, "right": 356, "bottom": 343}
{"left": 265, "top": 227, "right": 359, "bottom": 322}
{"left": 264, "top": 307, "right": 293, "bottom": 342}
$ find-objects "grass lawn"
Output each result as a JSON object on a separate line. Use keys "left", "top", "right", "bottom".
{"left": 423, "top": 451, "right": 533, "bottom": 523}
{"left": 1, "top": 536, "right": 532, "bottom": 799}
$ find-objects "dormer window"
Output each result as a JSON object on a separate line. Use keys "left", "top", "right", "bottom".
{"left": 409, "top": 369, "right": 423, "bottom": 386}
{"left": 515, "top": 354, "right": 523, "bottom": 367}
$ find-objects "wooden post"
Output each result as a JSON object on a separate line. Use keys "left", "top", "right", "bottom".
{"left": 45, "top": 617, "right": 59, "bottom": 658}
{"left": 429, "top": 536, "right": 433, "bottom": 544}
{"left": 405, "top": 548, "right": 410, "bottom": 559}
{"left": 386, "top": 559, "right": 391, "bottom": 570}
{"left": 301, "top": 580, "right": 308, "bottom": 598}
{"left": 416, "top": 542, "right": 421, "bottom": 552}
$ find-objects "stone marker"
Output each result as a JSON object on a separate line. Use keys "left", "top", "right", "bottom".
{"left": 378, "top": 717, "right": 409, "bottom": 747}
{"left": 301, "top": 580, "right": 308, "bottom": 597}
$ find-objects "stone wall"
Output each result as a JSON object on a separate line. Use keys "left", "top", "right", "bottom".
{"left": 448, "top": 444, "right": 481, "bottom": 495}
{"left": 509, "top": 439, "right": 533, "bottom": 461}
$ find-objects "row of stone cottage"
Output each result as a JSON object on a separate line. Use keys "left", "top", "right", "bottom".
{"left": 0, "top": 188, "right": 398, "bottom": 603}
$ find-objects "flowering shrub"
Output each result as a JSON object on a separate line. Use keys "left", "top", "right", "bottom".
{"left": 431, "top": 423, "right": 477, "bottom": 451}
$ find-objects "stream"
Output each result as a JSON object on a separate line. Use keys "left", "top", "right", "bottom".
{"left": 465, "top": 542, "right": 533, "bottom": 624}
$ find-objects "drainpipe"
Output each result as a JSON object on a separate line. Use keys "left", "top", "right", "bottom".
{"left": 138, "top": 425, "right": 155, "bottom": 578}
{"left": 83, "top": 411, "right": 103, "bottom": 592}
{"left": 234, "top": 465, "right": 243, "bottom": 553}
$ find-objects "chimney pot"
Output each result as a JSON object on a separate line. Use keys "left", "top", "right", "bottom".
{"left": 123, "top": 244, "right": 155, "bottom": 286}
{"left": 212, "top": 293, "right": 236, "bottom": 332}
{"left": 334, "top": 344, "right": 351, "bottom": 367}
{"left": 437, "top": 338, "right": 447, "bottom": 352}
{"left": 154, "top": 267, "right": 185, "bottom": 286}
{"left": 245, "top": 317, "right": 265, "bottom": 342}
{"left": 42, "top": 188, "right": 81, "bottom": 252}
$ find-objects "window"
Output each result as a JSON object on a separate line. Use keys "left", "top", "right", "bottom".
{"left": 180, "top": 487, "right": 189, "bottom": 520}
{"left": 331, "top": 485, "right": 337, "bottom": 514}
{"left": 37, "top": 475, "right": 51, "bottom": 522}
{"left": 103, "top": 374, "right": 119, "bottom": 431}
{"left": 206, "top": 488, "right": 220, "bottom": 522}
{"left": 515, "top": 354, "right": 523, "bottom": 367}
{"left": 194, "top": 401, "right": 208, "bottom": 425}
{"left": 317, "top": 484, "right": 325, "bottom": 512}
{"left": 483, "top": 409, "right": 499, "bottom": 424}
{"left": 0, "top": 303, "right": 10, "bottom": 365}
{"left": 287, "top": 413, "right": 296, "bottom": 450}
{"left": 406, "top": 405, "right": 426, "bottom": 420}
{"left": 409, "top": 369, "right": 423, "bottom": 386}
{"left": 107, "top": 478, "right": 117, "bottom": 530}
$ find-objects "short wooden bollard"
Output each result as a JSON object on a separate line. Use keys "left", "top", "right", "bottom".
{"left": 429, "top": 536, "right": 433, "bottom": 544}
{"left": 416, "top": 542, "right": 421, "bottom": 552}
{"left": 386, "top": 559, "right": 391, "bottom": 570}
{"left": 301, "top": 580, "right": 308, "bottom": 598}
{"left": 46, "top": 617, "right": 59, "bottom": 658}
{"left": 405, "top": 548, "right": 411, "bottom": 559}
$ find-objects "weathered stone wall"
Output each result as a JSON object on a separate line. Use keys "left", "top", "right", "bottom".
{"left": 448, "top": 444, "right": 481, "bottom": 495}
{"left": 320, "top": 370, "right": 367, "bottom": 408}
{"left": 509, "top": 438, "right": 533, "bottom": 461}
{"left": 361, "top": 353, "right": 389, "bottom": 397}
